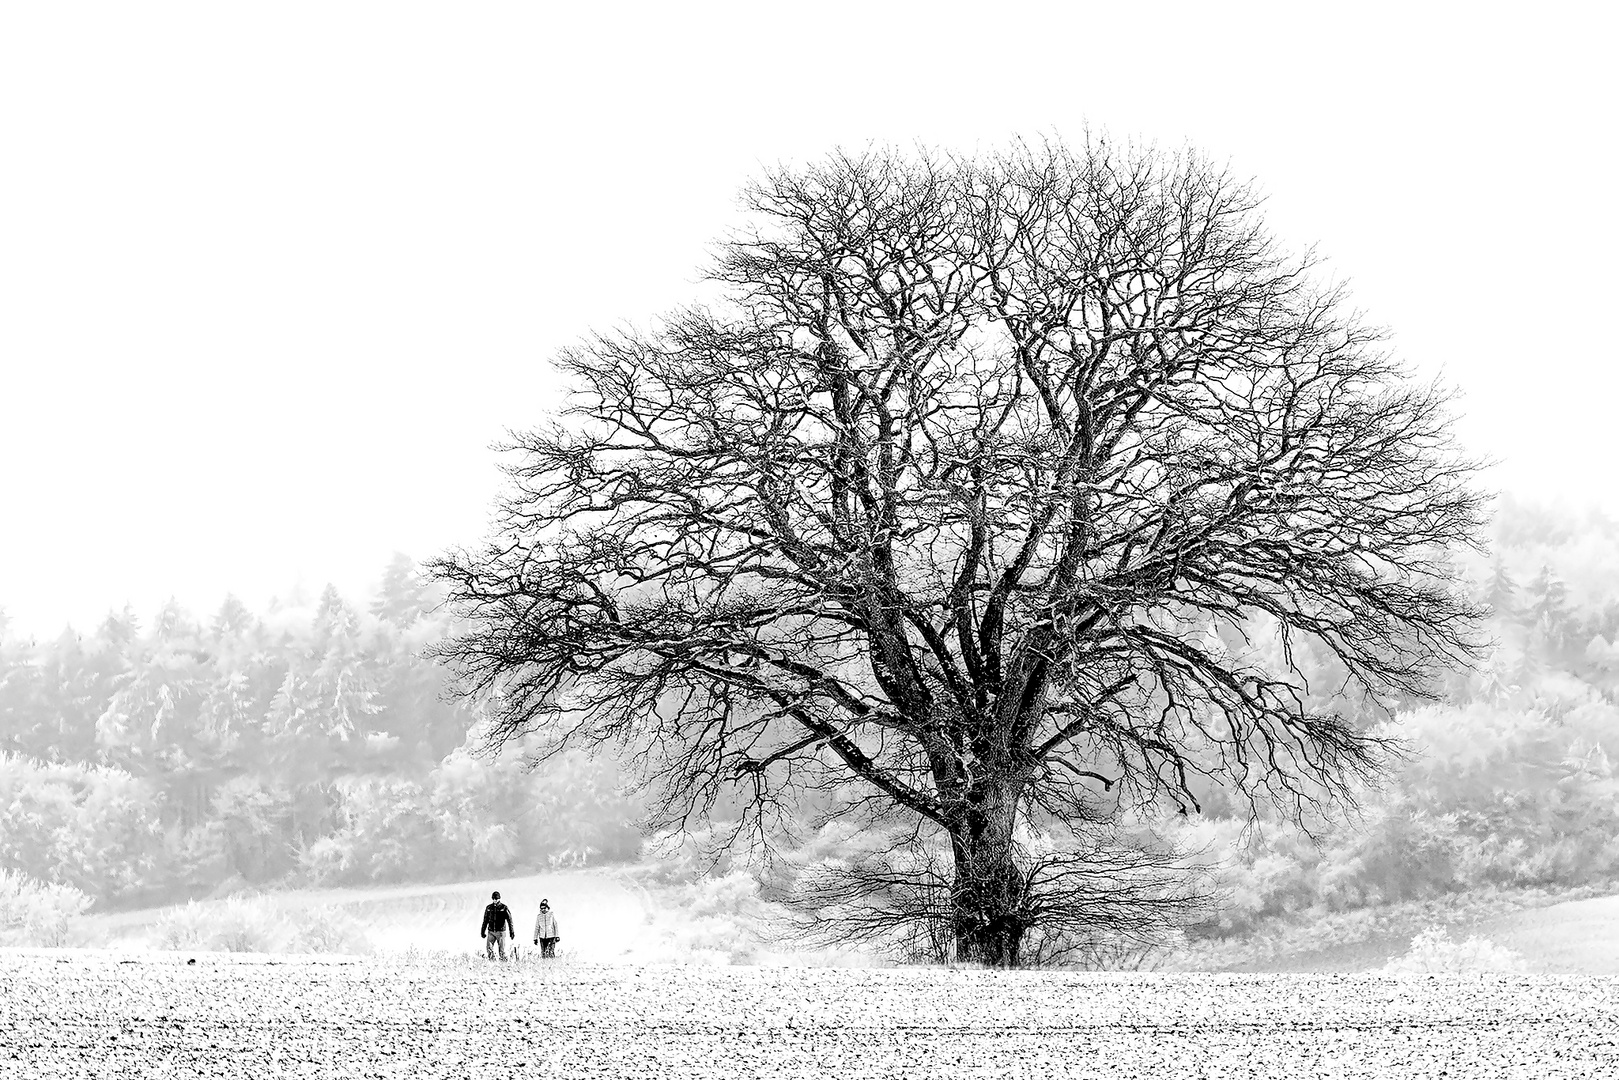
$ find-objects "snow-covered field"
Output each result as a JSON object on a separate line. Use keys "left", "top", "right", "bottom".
{"left": 78, "top": 870, "right": 1619, "bottom": 974}
{"left": 2, "top": 951, "right": 1614, "bottom": 1078}
{"left": 1474, "top": 894, "right": 1619, "bottom": 974}
{"left": 78, "top": 866, "right": 862, "bottom": 966}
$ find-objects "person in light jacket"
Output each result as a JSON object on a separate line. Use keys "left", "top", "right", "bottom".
{"left": 481, "top": 890, "right": 516, "bottom": 961}
{"left": 532, "top": 898, "right": 561, "bottom": 958}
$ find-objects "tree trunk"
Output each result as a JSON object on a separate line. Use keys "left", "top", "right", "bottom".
{"left": 950, "top": 779, "right": 1029, "bottom": 967}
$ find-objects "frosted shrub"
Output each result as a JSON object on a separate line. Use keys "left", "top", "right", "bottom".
{"left": 154, "top": 897, "right": 284, "bottom": 952}
{"left": 547, "top": 845, "right": 597, "bottom": 870}
{"left": 1381, "top": 926, "right": 1523, "bottom": 973}
{"left": 0, "top": 869, "right": 92, "bottom": 947}
{"left": 669, "top": 873, "right": 767, "bottom": 963}
{"left": 296, "top": 835, "right": 358, "bottom": 886}
{"left": 153, "top": 897, "right": 374, "bottom": 955}
{"left": 688, "top": 871, "right": 759, "bottom": 918}
{"left": 210, "top": 896, "right": 286, "bottom": 953}
{"left": 287, "top": 905, "right": 372, "bottom": 955}
{"left": 153, "top": 901, "right": 211, "bottom": 951}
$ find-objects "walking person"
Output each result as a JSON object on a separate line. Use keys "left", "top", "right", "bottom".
{"left": 532, "top": 898, "right": 561, "bottom": 958}
{"left": 481, "top": 890, "right": 516, "bottom": 961}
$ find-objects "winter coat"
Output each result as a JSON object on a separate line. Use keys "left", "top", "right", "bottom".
{"left": 533, "top": 908, "right": 560, "bottom": 939}
{"left": 481, "top": 901, "right": 515, "bottom": 937}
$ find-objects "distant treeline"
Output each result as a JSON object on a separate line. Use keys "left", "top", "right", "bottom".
{"left": 5, "top": 500, "right": 1619, "bottom": 929}
{"left": 0, "top": 555, "right": 641, "bottom": 910}
{"left": 1184, "top": 496, "right": 1619, "bottom": 936}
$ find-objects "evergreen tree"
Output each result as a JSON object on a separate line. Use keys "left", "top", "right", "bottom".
{"left": 1484, "top": 559, "right": 1518, "bottom": 623}
{"left": 308, "top": 585, "right": 381, "bottom": 745}
{"left": 1598, "top": 600, "right": 1619, "bottom": 642}
{"left": 196, "top": 596, "right": 260, "bottom": 752}
{"left": 95, "top": 600, "right": 206, "bottom": 773}
{"left": 209, "top": 594, "right": 255, "bottom": 642}
{"left": 0, "top": 614, "right": 44, "bottom": 759}
{"left": 371, "top": 553, "right": 434, "bottom": 627}
{"left": 1526, "top": 565, "right": 1572, "bottom": 652}
{"left": 264, "top": 668, "right": 311, "bottom": 742}
{"left": 90, "top": 607, "right": 141, "bottom": 763}
{"left": 33, "top": 630, "right": 102, "bottom": 763}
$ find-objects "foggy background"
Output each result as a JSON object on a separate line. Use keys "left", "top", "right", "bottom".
{"left": 1, "top": 1, "right": 1614, "bottom": 636}
{"left": 3, "top": 2, "right": 1618, "bottom": 969}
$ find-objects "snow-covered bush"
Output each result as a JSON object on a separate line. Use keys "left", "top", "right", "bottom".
{"left": 153, "top": 900, "right": 212, "bottom": 950}
{"left": 1381, "top": 926, "right": 1523, "bottom": 973}
{"left": 0, "top": 868, "right": 92, "bottom": 946}
{"left": 286, "top": 905, "right": 372, "bottom": 955}
{"left": 210, "top": 896, "right": 286, "bottom": 952}
{"left": 0, "top": 756, "right": 164, "bottom": 906}
{"left": 153, "top": 896, "right": 383, "bottom": 955}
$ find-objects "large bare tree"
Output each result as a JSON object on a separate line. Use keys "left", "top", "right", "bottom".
{"left": 432, "top": 138, "right": 1485, "bottom": 966}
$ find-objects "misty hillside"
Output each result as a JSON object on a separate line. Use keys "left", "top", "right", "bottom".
{"left": 0, "top": 554, "right": 640, "bottom": 914}
{"left": 4, "top": 498, "right": 1619, "bottom": 963}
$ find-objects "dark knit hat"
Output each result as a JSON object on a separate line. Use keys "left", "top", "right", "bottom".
{"left": 492, "top": 891, "right": 501, "bottom": 900}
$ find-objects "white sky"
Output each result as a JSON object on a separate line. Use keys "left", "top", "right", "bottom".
{"left": 1, "top": 2, "right": 1614, "bottom": 637}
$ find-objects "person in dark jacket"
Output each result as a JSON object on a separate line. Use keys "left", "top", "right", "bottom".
{"left": 481, "top": 890, "right": 516, "bottom": 961}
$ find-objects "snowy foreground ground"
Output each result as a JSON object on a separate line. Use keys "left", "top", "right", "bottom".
{"left": 2, "top": 951, "right": 1615, "bottom": 1079}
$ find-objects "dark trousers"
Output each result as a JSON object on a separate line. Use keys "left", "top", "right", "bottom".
{"left": 539, "top": 937, "right": 558, "bottom": 958}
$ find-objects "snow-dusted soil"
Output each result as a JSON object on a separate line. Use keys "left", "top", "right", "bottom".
{"left": 2, "top": 951, "right": 1614, "bottom": 1078}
